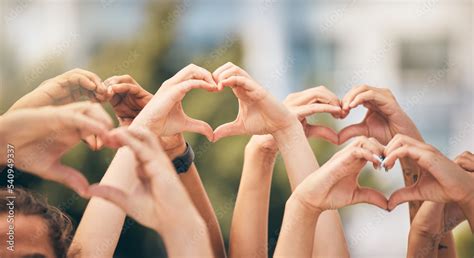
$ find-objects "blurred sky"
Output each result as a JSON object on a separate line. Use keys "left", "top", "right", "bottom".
{"left": 1, "top": 0, "right": 473, "bottom": 256}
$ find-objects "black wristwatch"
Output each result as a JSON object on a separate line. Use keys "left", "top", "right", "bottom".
{"left": 172, "top": 142, "right": 195, "bottom": 174}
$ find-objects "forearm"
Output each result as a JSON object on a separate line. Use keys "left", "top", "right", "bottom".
{"left": 160, "top": 215, "right": 214, "bottom": 257}
{"left": 459, "top": 197, "right": 474, "bottom": 232}
{"left": 229, "top": 138, "right": 277, "bottom": 258}
{"left": 407, "top": 228, "right": 456, "bottom": 258}
{"left": 70, "top": 147, "right": 138, "bottom": 257}
{"left": 274, "top": 196, "right": 320, "bottom": 257}
{"left": 272, "top": 122, "right": 348, "bottom": 256}
{"left": 178, "top": 164, "right": 226, "bottom": 258}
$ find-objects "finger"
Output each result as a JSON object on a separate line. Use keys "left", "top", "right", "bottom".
{"left": 384, "top": 134, "right": 430, "bottom": 157}
{"left": 349, "top": 147, "right": 381, "bottom": 165}
{"left": 83, "top": 135, "right": 99, "bottom": 151}
{"left": 341, "top": 85, "right": 372, "bottom": 110}
{"left": 74, "top": 69, "right": 107, "bottom": 95}
{"left": 456, "top": 157, "right": 474, "bottom": 172}
{"left": 80, "top": 103, "right": 114, "bottom": 130}
{"left": 184, "top": 117, "right": 214, "bottom": 142}
{"left": 349, "top": 137, "right": 385, "bottom": 157}
{"left": 353, "top": 187, "right": 388, "bottom": 210}
{"left": 104, "top": 74, "right": 138, "bottom": 86}
{"left": 383, "top": 145, "right": 426, "bottom": 170}
{"left": 113, "top": 129, "right": 155, "bottom": 165}
{"left": 169, "top": 64, "right": 216, "bottom": 86}
{"left": 306, "top": 125, "right": 339, "bottom": 145}
{"left": 67, "top": 73, "right": 98, "bottom": 92}
{"left": 213, "top": 121, "right": 245, "bottom": 142}
{"left": 219, "top": 76, "right": 256, "bottom": 91}
{"left": 49, "top": 163, "right": 90, "bottom": 198}
{"left": 88, "top": 184, "right": 130, "bottom": 211}
{"left": 388, "top": 186, "right": 422, "bottom": 211}
{"left": 108, "top": 83, "right": 142, "bottom": 96}
{"left": 60, "top": 111, "right": 109, "bottom": 139}
{"left": 127, "top": 127, "right": 161, "bottom": 149}
{"left": 289, "top": 86, "right": 340, "bottom": 107}
{"left": 213, "top": 62, "right": 236, "bottom": 82}
{"left": 216, "top": 65, "right": 250, "bottom": 83}
{"left": 176, "top": 80, "right": 218, "bottom": 95}
{"left": 292, "top": 103, "right": 342, "bottom": 119}
{"left": 338, "top": 123, "right": 369, "bottom": 144}
{"left": 349, "top": 90, "right": 385, "bottom": 109}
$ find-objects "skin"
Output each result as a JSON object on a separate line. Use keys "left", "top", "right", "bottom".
{"left": 384, "top": 135, "right": 474, "bottom": 232}
{"left": 229, "top": 86, "right": 343, "bottom": 258}
{"left": 7, "top": 68, "right": 107, "bottom": 111}
{"left": 0, "top": 102, "right": 113, "bottom": 196}
{"left": 339, "top": 85, "right": 425, "bottom": 222}
{"left": 212, "top": 63, "right": 348, "bottom": 257}
{"left": 0, "top": 214, "right": 55, "bottom": 258}
{"left": 275, "top": 136, "right": 388, "bottom": 257}
{"left": 407, "top": 151, "right": 474, "bottom": 258}
{"left": 71, "top": 65, "right": 225, "bottom": 258}
{"left": 6, "top": 68, "right": 109, "bottom": 150}
{"left": 88, "top": 128, "right": 213, "bottom": 257}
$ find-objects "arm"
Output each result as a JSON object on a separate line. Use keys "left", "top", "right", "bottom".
{"left": 88, "top": 128, "right": 214, "bottom": 257}
{"left": 70, "top": 65, "right": 218, "bottom": 257}
{"left": 275, "top": 136, "right": 388, "bottom": 256}
{"left": 340, "top": 86, "right": 424, "bottom": 221}
{"left": 385, "top": 135, "right": 474, "bottom": 233}
{"left": 229, "top": 136, "right": 278, "bottom": 258}
{"left": 69, "top": 147, "right": 138, "bottom": 257}
{"left": 212, "top": 63, "right": 348, "bottom": 257}
{"left": 178, "top": 163, "right": 226, "bottom": 258}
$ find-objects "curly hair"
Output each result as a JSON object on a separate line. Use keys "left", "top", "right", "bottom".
{"left": 0, "top": 187, "right": 74, "bottom": 258}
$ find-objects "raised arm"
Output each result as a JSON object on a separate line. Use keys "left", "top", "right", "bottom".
{"left": 406, "top": 151, "right": 474, "bottom": 258}
{"left": 275, "top": 136, "right": 388, "bottom": 256}
{"left": 88, "top": 127, "right": 213, "bottom": 257}
{"left": 228, "top": 85, "right": 342, "bottom": 257}
{"left": 70, "top": 66, "right": 222, "bottom": 257}
{"left": 385, "top": 136, "right": 474, "bottom": 232}
{"left": 212, "top": 63, "right": 348, "bottom": 257}
{"left": 340, "top": 85, "right": 425, "bottom": 221}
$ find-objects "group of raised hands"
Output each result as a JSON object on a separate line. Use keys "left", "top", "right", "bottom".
{"left": 0, "top": 63, "right": 472, "bottom": 257}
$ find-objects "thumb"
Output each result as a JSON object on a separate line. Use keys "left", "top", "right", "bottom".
{"left": 213, "top": 120, "right": 245, "bottom": 142}
{"left": 49, "top": 163, "right": 90, "bottom": 197}
{"left": 353, "top": 187, "right": 388, "bottom": 210}
{"left": 88, "top": 184, "right": 130, "bottom": 212}
{"left": 184, "top": 117, "right": 214, "bottom": 141}
{"left": 388, "top": 186, "right": 421, "bottom": 211}
{"left": 338, "top": 122, "right": 368, "bottom": 144}
{"left": 306, "top": 125, "right": 339, "bottom": 145}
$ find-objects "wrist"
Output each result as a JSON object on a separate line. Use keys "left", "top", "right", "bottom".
{"left": 271, "top": 119, "right": 305, "bottom": 147}
{"left": 287, "top": 194, "right": 322, "bottom": 217}
{"left": 245, "top": 135, "right": 278, "bottom": 156}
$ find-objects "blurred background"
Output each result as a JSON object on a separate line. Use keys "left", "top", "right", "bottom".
{"left": 0, "top": 0, "right": 473, "bottom": 257}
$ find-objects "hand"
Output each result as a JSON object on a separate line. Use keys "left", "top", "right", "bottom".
{"left": 88, "top": 127, "right": 199, "bottom": 232}
{"left": 339, "top": 85, "right": 421, "bottom": 145}
{"left": 247, "top": 86, "right": 342, "bottom": 152}
{"left": 291, "top": 136, "right": 388, "bottom": 212}
{"left": 384, "top": 135, "right": 474, "bottom": 210}
{"left": 9, "top": 69, "right": 108, "bottom": 111}
{"left": 0, "top": 102, "right": 113, "bottom": 196}
{"left": 409, "top": 151, "right": 474, "bottom": 238}
{"left": 104, "top": 74, "right": 153, "bottom": 126}
{"left": 131, "top": 64, "right": 217, "bottom": 141}
{"left": 212, "top": 62, "right": 297, "bottom": 141}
